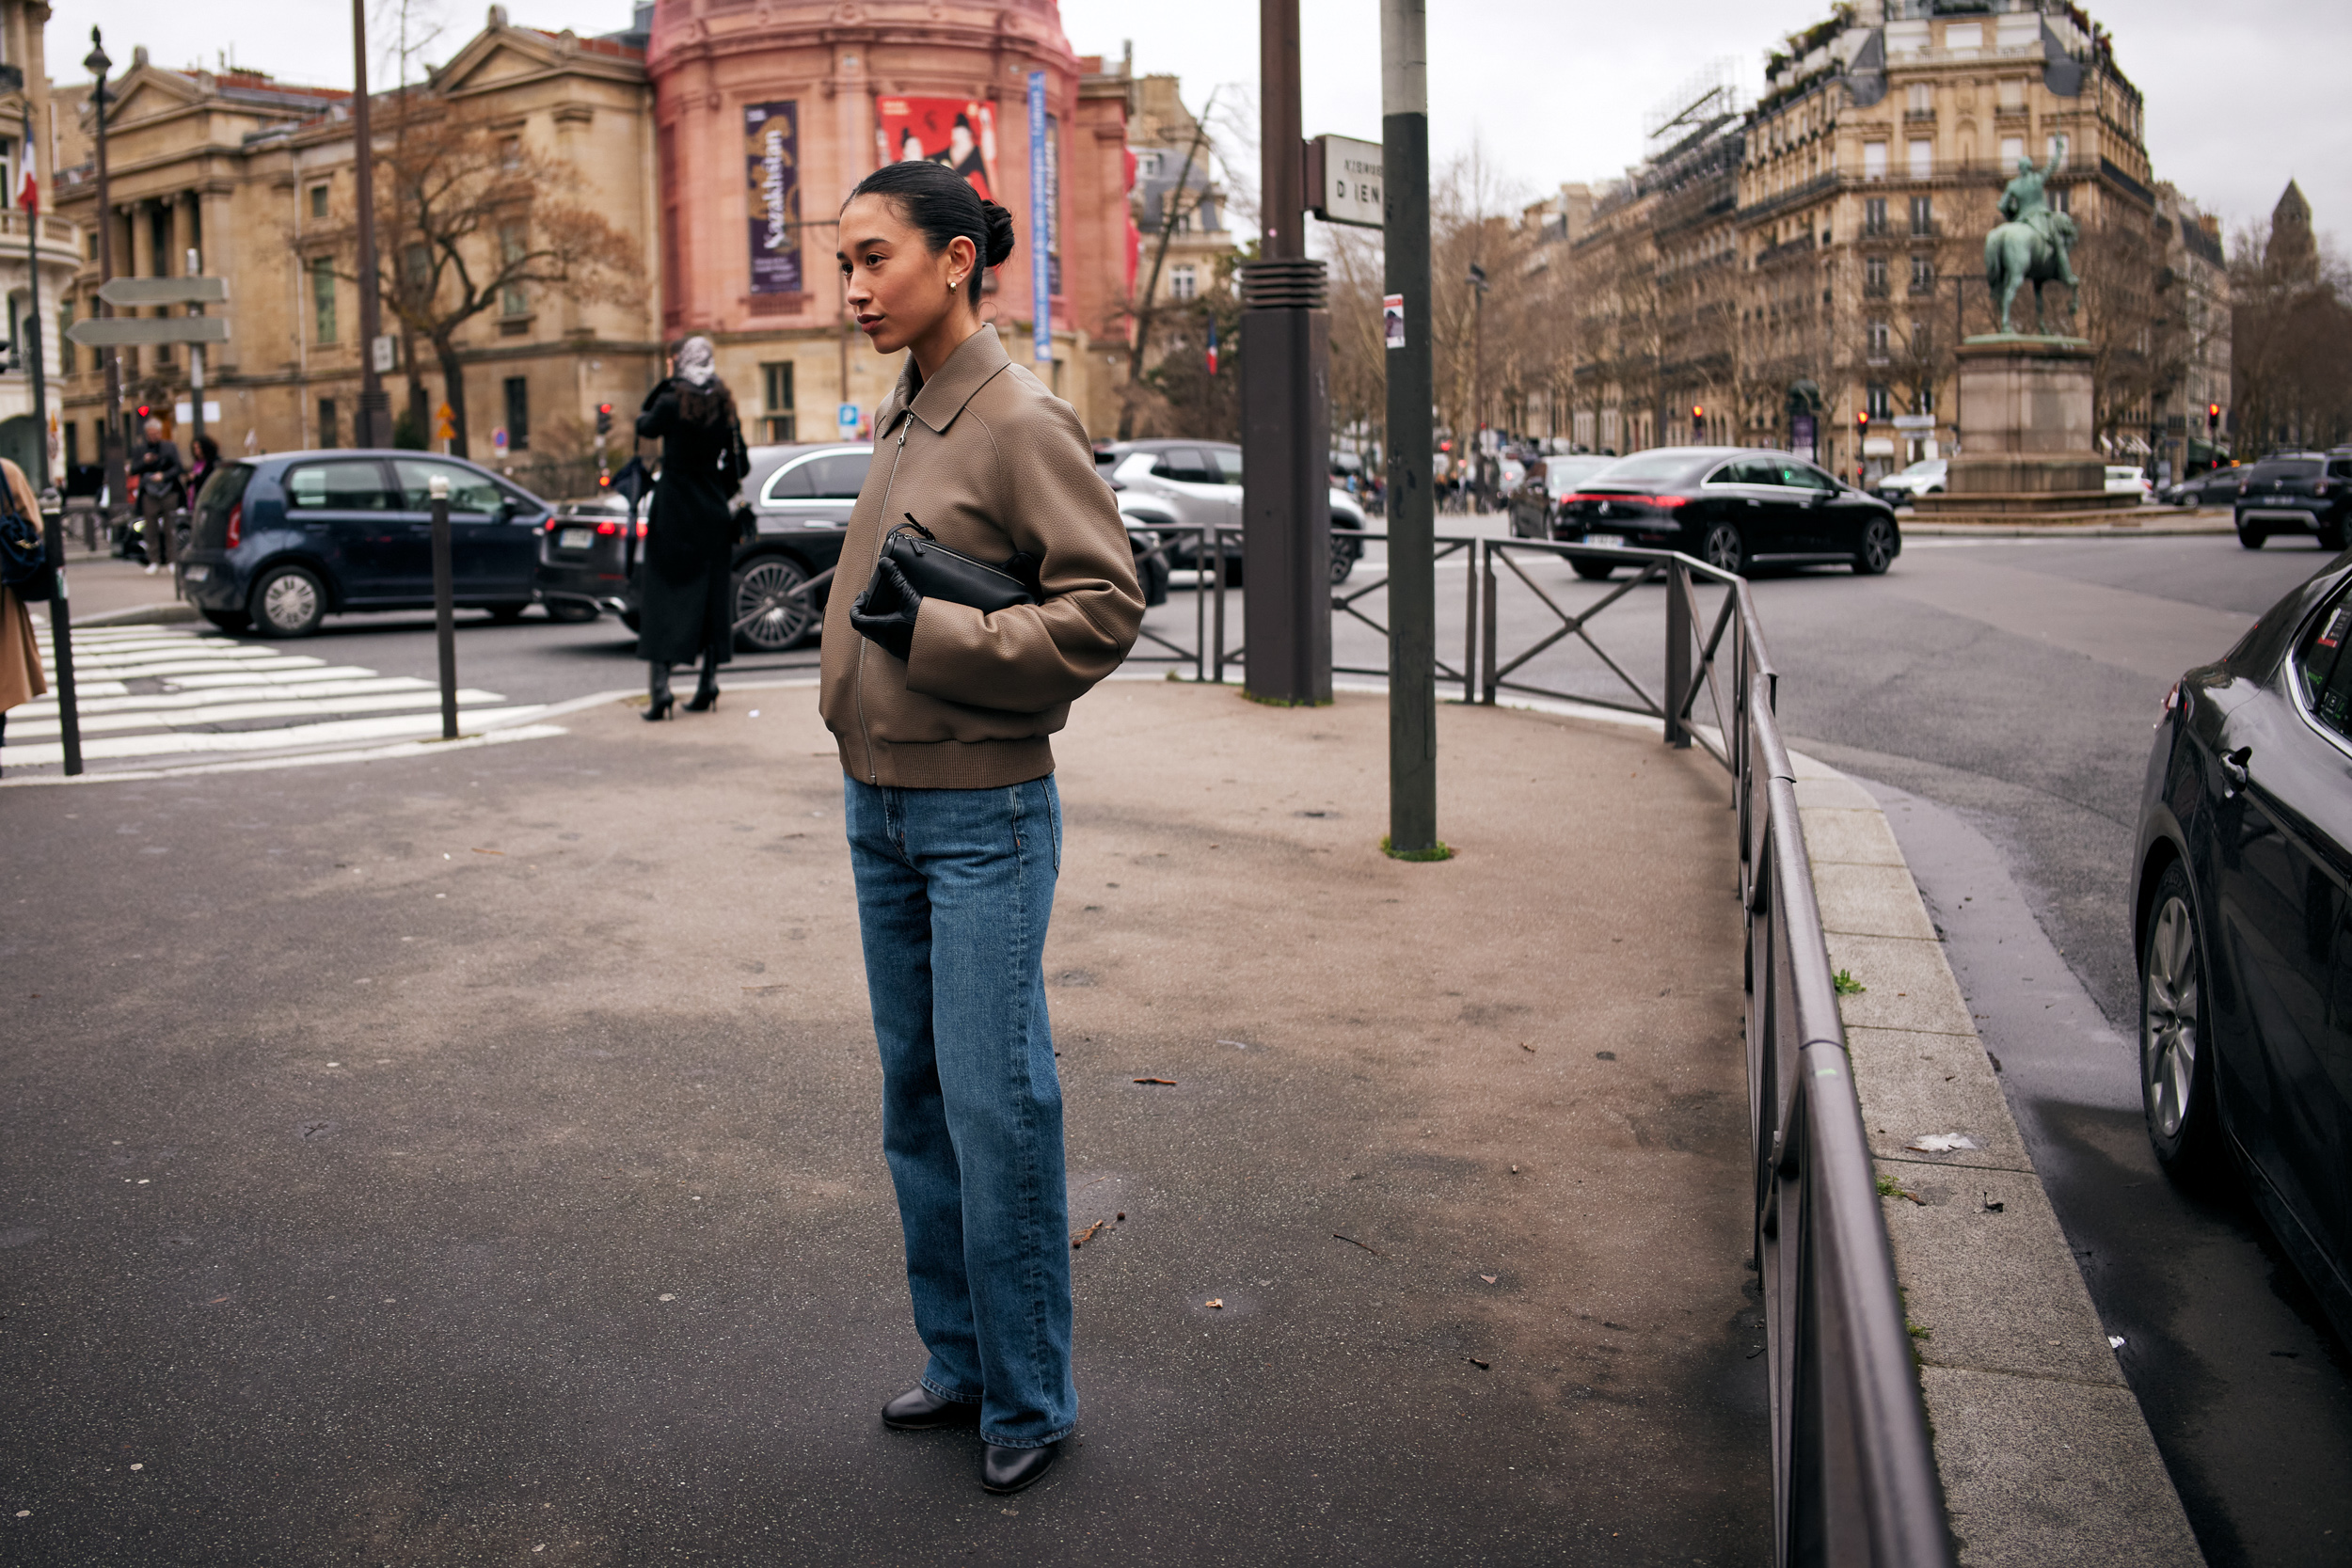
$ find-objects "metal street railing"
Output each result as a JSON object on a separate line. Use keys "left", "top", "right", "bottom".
{"left": 1197, "top": 533, "right": 1953, "bottom": 1565}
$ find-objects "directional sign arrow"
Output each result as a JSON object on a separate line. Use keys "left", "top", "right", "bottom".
{"left": 65, "top": 316, "right": 231, "bottom": 347}
{"left": 96, "top": 276, "right": 229, "bottom": 308}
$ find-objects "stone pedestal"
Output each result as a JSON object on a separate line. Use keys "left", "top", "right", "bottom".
{"left": 1913, "top": 336, "right": 2135, "bottom": 514}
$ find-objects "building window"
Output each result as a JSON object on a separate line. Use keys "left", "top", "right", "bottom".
{"left": 1867, "top": 321, "right": 1890, "bottom": 362}
{"left": 1997, "top": 78, "right": 2026, "bottom": 113}
{"left": 1867, "top": 383, "right": 1893, "bottom": 419}
{"left": 1914, "top": 385, "right": 1934, "bottom": 416}
{"left": 1168, "top": 264, "right": 1197, "bottom": 301}
{"left": 1864, "top": 197, "right": 1887, "bottom": 236}
{"left": 1906, "top": 138, "right": 1932, "bottom": 179}
{"left": 1911, "top": 321, "right": 1931, "bottom": 356}
{"left": 499, "top": 223, "right": 527, "bottom": 318}
{"left": 1910, "top": 196, "right": 1933, "bottom": 235}
{"left": 310, "top": 257, "right": 336, "bottom": 342}
{"left": 1905, "top": 84, "right": 1933, "bottom": 118}
{"left": 319, "top": 397, "right": 338, "bottom": 448}
{"left": 150, "top": 206, "right": 170, "bottom": 277}
{"left": 1999, "top": 135, "right": 2025, "bottom": 168}
{"left": 309, "top": 183, "right": 328, "bottom": 220}
{"left": 1910, "top": 255, "right": 1934, "bottom": 293}
{"left": 1944, "top": 22, "right": 1982, "bottom": 52}
{"left": 761, "top": 360, "right": 796, "bottom": 443}
{"left": 1863, "top": 142, "right": 1886, "bottom": 181}
{"left": 499, "top": 136, "right": 522, "bottom": 171}
{"left": 1865, "top": 257, "right": 1888, "bottom": 295}
{"left": 2051, "top": 184, "right": 2070, "bottom": 214}
{"left": 503, "top": 376, "right": 530, "bottom": 452}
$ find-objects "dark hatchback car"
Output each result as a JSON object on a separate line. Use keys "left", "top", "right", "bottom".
{"left": 179, "top": 451, "right": 554, "bottom": 637}
{"left": 2233, "top": 451, "right": 2352, "bottom": 551}
{"left": 2163, "top": 465, "right": 2243, "bottom": 508}
{"left": 2134, "top": 558, "right": 2352, "bottom": 1342}
{"left": 1550, "top": 446, "right": 1900, "bottom": 579}
{"left": 538, "top": 443, "right": 869, "bottom": 652}
{"left": 1504, "top": 453, "right": 1615, "bottom": 539}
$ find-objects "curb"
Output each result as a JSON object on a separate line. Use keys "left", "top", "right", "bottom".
{"left": 52, "top": 599, "right": 200, "bottom": 626}
{"left": 1790, "top": 753, "right": 2201, "bottom": 1567}
{"left": 1902, "top": 515, "right": 2231, "bottom": 539}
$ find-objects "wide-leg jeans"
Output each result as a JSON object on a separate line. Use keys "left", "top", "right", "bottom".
{"left": 844, "top": 774, "right": 1074, "bottom": 1449}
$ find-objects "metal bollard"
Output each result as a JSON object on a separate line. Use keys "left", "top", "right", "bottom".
{"left": 40, "top": 506, "right": 82, "bottom": 776}
{"left": 429, "top": 474, "right": 457, "bottom": 740}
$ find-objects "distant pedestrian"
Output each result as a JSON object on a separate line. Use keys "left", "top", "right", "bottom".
{"left": 131, "top": 417, "right": 187, "bottom": 575}
{"left": 825, "top": 159, "right": 1143, "bottom": 1497}
{"left": 0, "top": 457, "right": 50, "bottom": 772}
{"left": 186, "top": 434, "right": 222, "bottom": 503}
{"left": 633, "top": 336, "right": 750, "bottom": 720}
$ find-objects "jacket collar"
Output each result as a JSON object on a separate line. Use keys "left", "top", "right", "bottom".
{"left": 876, "top": 326, "right": 1012, "bottom": 436}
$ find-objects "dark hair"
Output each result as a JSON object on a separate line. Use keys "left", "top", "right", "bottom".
{"left": 193, "top": 435, "right": 220, "bottom": 464}
{"left": 844, "top": 159, "right": 1015, "bottom": 307}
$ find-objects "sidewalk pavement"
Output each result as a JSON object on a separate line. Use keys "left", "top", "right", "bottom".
{"left": 0, "top": 679, "right": 1769, "bottom": 1565}
{"left": 40, "top": 551, "right": 199, "bottom": 626}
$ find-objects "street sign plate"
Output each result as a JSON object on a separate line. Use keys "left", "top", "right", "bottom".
{"left": 1308, "top": 135, "right": 1384, "bottom": 229}
{"left": 492, "top": 427, "right": 509, "bottom": 452}
{"left": 96, "top": 276, "right": 229, "bottom": 307}
{"left": 64, "top": 316, "right": 230, "bottom": 347}
{"left": 372, "top": 334, "right": 397, "bottom": 373}
{"left": 837, "top": 403, "right": 859, "bottom": 431}
{"left": 1891, "top": 414, "right": 1935, "bottom": 431}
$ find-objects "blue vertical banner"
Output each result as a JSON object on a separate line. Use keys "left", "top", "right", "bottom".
{"left": 1026, "top": 71, "right": 1053, "bottom": 364}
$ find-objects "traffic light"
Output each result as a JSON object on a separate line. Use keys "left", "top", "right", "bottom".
{"left": 1855, "top": 410, "right": 1870, "bottom": 435}
{"left": 135, "top": 404, "right": 151, "bottom": 420}
{"left": 1692, "top": 404, "right": 1706, "bottom": 438}
{"left": 2207, "top": 402, "right": 2220, "bottom": 435}
{"left": 596, "top": 403, "right": 613, "bottom": 437}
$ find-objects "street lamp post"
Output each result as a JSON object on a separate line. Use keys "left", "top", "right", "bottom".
{"left": 351, "top": 0, "right": 388, "bottom": 448}
{"left": 86, "top": 30, "right": 124, "bottom": 529}
{"left": 1382, "top": 0, "right": 1439, "bottom": 855}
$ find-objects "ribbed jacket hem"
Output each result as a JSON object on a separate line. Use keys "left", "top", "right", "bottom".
{"left": 836, "top": 736, "right": 1056, "bottom": 790}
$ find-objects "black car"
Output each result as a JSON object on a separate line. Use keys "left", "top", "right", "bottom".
{"left": 2233, "top": 451, "right": 2352, "bottom": 550}
{"left": 1549, "top": 446, "right": 1900, "bottom": 579}
{"left": 2133, "top": 557, "right": 2352, "bottom": 1342}
{"left": 2163, "top": 466, "right": 2244, "bottom": 508}
{"left": 179, "top": 451, "right": 554, "bottom": 637}
{"left": 537, "top": 442, "right": 866, "bottom": 652}
{"left": 1505, "top": 454, "right": 1614, "bottom": 539}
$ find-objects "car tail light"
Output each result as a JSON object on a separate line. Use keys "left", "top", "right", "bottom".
{"left": 637, "top": 520, "right": 648, "bottom": 538}
{"left": 1651, "top": 494, "right": 1691, "bottom": 508}
{"left": 224, "top": 500, "right": 241, "bottom": 549}
{"left": 596, "top": 519, "right": 619, "bottom": 535}
{"left": 545, "top": 516, "right": 561, "bottom": 532}
{"left": 2157, "top": 680, "right": 2181, "bottom": 728}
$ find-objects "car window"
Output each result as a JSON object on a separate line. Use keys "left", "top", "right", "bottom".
{"left": 1784, "top": 463, "right": 1839, "bottom": 492}
{"left": 803, "top": 452, "right": 872, "bottom": 499}
{"left": 1153, "top": 448, "right": 1216, "bottom": 484}
{"left": 283, "top": 460, "right": 392, "bottom": 511}
{"left": 2295, "top": 590, "right": 2352, "bottom": 738}
{"left": 389, "top": 457, "right": 502, "bottom": 514}
{"left": 195, "top": 462, "right": 254, "bottom": 527}
{"left": 763, "top": 459, "right": 815, "bottom": 502}
{"left": 2251, "top": 460, "right": 2323, "bottom": 485}
{"left": 1213, "top": 448, "right": 1245, "bottom": 483}
{"left": 2329, "top": 460, "right": 2352, "bottom": 482}
{"left": 1590, "top": 452, "right": 1710, "bottom": 487}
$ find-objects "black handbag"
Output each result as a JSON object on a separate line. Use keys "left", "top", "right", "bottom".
{"left": 869, "top": 514, "right": 1038, "bottom": 614}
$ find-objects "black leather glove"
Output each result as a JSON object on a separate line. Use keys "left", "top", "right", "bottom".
{"left": 850, "top": 556, "right": 922, "bottom": 661}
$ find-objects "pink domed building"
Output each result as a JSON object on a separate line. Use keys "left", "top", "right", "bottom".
{"left": 649, "top": 0, "right": 1136, "bottom": 440}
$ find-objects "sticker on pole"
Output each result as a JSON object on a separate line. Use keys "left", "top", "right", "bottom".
{"left": 1383, "top": 293, "right": 1405, "bottom": 351}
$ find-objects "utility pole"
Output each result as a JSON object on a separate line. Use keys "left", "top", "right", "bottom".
{"left": 1383, "top": 0, "right": 1438, "bottom": 854}
{"left": 1237, "top": 0, "right": 1330, "bottom": 705}
{"left": 352, "top": 0, "right": 389, "bottom": 448}
{"left": 1467, "top": 259, "right": 1487, "bottom": 499}
{"left": 86, "top": 30, "right": 124, "bottom": 530}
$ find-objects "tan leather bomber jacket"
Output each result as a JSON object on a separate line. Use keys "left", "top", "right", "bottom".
{"left": 818, "top": 328, "right": 1145, "bottom": 789}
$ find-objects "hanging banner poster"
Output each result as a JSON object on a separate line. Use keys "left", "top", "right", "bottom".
{"left": 874, "top": 97, "right": 999, "bottom": 200}
{"left": 744, "top": 101, "right": 802, "bottom": 295}
{"left": 1043, "top": 112, "right": 1062, "bottom": 300}
{"left": 1027, "top": 72, "right": 1051, "bottom": 363}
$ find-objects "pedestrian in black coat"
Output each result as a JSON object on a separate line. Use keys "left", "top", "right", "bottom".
{"left": 635, "top": 336, "right": 750, "bottom": 719}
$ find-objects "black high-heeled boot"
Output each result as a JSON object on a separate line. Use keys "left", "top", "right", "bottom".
{"left": 684, "top": 650, "right": 721, "bottom": 713}
{"left": 644, "top": 661, "right": 675, "bottom": 721}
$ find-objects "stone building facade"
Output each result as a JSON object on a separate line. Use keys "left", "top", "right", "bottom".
{"left": 0, "top": 0, "right": 84, "bottom": 483}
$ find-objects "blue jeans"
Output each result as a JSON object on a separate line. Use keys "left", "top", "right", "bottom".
{"left": 844, "top": 775, "right": 1073, "bottom": 1449}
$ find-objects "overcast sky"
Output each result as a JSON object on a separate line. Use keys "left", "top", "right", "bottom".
{"left": 51, "top": 0, "right": 2350, "bottom": 248}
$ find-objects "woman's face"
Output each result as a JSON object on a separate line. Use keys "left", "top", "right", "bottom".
{"left": 838, "top": 193, "right": 975, "bottom": 356}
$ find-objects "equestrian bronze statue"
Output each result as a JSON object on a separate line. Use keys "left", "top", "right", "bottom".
{"left": 1983, "top": 135, "right": 2081, "bottom": 336}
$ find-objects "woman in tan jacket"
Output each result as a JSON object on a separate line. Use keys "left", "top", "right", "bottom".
{"left": 0, "top": 458, "right": 50, "bottom": 771}
{"left": 821, "top": 160, "right": 1142, "bottom": 1497}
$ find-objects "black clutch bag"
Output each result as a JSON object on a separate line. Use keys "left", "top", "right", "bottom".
{"left": 870, "top": 514, "right": 1038, "bottom": 614}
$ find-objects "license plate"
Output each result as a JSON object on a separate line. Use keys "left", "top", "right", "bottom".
{"left": 559, "top": 528, "right": 594, "bottom": 550}
{"left": 181, "top": 564, "right": 210, "bottom": 582}
{"left": 1585, "top": 533, "right": 1625, "bottom": 549}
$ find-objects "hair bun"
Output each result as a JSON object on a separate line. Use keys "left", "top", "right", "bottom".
{"left": 979, "top": 200, "right": 1017, "bottom": 267}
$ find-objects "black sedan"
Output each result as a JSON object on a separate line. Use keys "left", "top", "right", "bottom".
{"left": 1549, "top": 446, "right": 1899, "bottom": 579}
{"left": 2133, "top": 558, "right": 2352, "bottom": 1342}
{"left": 2233, "top": 451, "right": 2352, "bottom": 552}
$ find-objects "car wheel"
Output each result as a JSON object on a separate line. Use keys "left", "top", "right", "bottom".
{"left": 2236, "top": 521, "right": 2265, "bottom": 550}
{"left": 1852, "top": 516, "right": 1897, "bottom": 576}
{"left": 1700, "top": 522, "right": 1747, "bottom": 576}
{"left": 1571, "top": 558, "right": 1616, "bottom": 581}
{"left": 2141, "top": 862, "right": 2221, "bottom": 1180}
{"left": 1329, "top": 526, "right": 1362, "bottom": 585}
{"left": 732, "top": 554, "right": 816, "bottom": 652}
{"left": 545, "top": 598, "right": 600, "bottom": 624}
{"left": 250, "top": 564, "right": 326, "bottom": 638}
{"left": 199, "top": 608, "right": 251, "bottom": 633}
{"left": 487, "top": 601, "right": 531, "bottom": 624}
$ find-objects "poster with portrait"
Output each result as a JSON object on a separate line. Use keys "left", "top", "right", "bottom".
{"left": 874, "top": 97, "right": 999, "bottom": 201}
{"left": 744, "top": 101, "right": 802, "bottom": 295}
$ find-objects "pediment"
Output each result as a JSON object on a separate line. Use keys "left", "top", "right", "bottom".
{"left": 433, "top": 24, "right": 643, "bottom": 100}
{"left": 105, "top": 71, "right": 207, "bottom": 128}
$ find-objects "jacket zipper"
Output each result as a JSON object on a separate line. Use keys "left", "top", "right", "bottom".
{"left": 855, "top": 417, "right": 914, "bottom": 784}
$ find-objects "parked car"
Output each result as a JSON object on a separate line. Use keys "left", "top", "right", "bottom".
{"left": 177, "top": 451, "right": 555, "bottom": 637}
{"left": 1550, "top": 446, "right": 1900, "bottom": 579}
{"left": 2161, "top": 466, "right": 2244, "bottom": 508}
{"left": 1506, "top": 454, "right": 1615, "bottom": 538}
{"left": 2106, "top": 464, "right": 2157, "bottom": 503}
{"left": 2233, "top": 451, "right": 2352, "bottom": 551}
{"left": 1873, "top": 457, "right": 1947, "bottom": 505}
{"left": 1094, "top": 438, "right": 1365, "bottom": 584}
{"left": 2132, "top": 556, "right": 2352, "bottom": 1343}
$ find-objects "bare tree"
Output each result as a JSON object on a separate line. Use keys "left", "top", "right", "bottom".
{"left": 2230, "top": 221, "right": 2352, "bottom": 452}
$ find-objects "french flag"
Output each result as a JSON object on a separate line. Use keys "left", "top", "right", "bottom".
{"left": 1205, "top": 317, "right": 1217, "bottom": 377}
